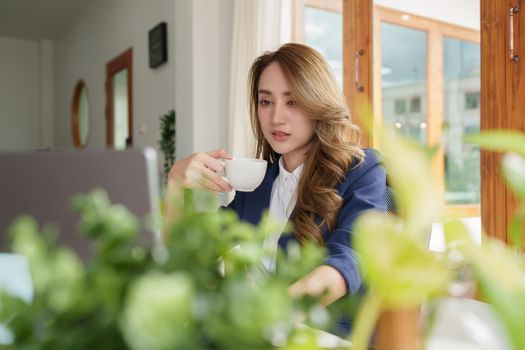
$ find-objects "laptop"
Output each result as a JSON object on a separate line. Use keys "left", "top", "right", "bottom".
{"left": 0, "top": 148, "right": 161, "bottom": 257}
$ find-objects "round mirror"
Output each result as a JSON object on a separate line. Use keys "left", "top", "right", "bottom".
{"left": 71, "top": 80, "right": 90, "bottom": 148}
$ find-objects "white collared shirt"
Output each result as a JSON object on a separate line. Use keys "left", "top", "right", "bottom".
{"left": 262, "top": 157, "right": 304, "bottom": 272}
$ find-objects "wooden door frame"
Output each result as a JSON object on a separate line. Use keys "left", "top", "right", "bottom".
{"left": 343, "top": 0, "right": 374, "bottom": 146}
{"left": 481, "top": 0, "right": 525, "bottom": 243}
{"left": 105, "top": 48, "right": 133, "bottom": 148}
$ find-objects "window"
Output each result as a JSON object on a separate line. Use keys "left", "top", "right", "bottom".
{"left": 300, "top": 1, "right": 343, "bottom": 85}
{"left": 380, "top": 22, "right": 427, "bottom": 145}
{"left": 410, "top": 96, "right": 421, "bottom": 113}
{"left": 465, "top": 91, "right": 480, "bottom": 110}
{"left": 443, "top": 38, "right": 481, "bottom": 205}
{"left": 394, "top": 99, "right": 407, "bottom": 114}
{"left": 293, "top": 2, "right": 481, "bottom": 216}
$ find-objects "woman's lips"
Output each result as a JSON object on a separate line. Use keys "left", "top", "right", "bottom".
{"left": 272, "top": 131, "right": 290, "bottom": 142}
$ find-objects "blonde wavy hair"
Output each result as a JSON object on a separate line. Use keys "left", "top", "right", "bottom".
{"left": 248, "top": 43, "right": 364, "bottom": 244}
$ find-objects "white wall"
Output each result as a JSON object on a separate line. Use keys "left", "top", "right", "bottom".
{"left": 1, "top": 0, "right": 239, "bottom": 158}
{"left": 53, "top": 0, "right": 176, "bottom": 153}
{"left": 374, "top": 0, "right": 480, "bottom": 30}
{"left": 0, "top": 36, "right": 53, "bottom": 151}
{"left": 53, "top": 0, "right": 234, "bottom": 160}
{"left": 175, "top": 0, "right": 233, "bottom": 158}
{"left": 40, "top": 40, "right": 54, "bottom": 150}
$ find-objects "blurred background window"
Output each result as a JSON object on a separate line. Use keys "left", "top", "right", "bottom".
{"left": 293, "top": 0, "right": 480, "bottom": 216}
{"left": 443, "top": 37, "right": 481, "bottom": 205}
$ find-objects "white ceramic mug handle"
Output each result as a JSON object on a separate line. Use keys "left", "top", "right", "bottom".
{"left": 217, "top": 159, "right": 231, "bottom": 186}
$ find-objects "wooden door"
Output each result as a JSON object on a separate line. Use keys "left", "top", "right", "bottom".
{"left": 481, "top": 0, "right": 525, "bottom": 242}
{"left": 343, "top": 0, "right": 373, "bottom": 147}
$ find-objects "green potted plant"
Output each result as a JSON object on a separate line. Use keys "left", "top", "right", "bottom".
{"left": 0, "top": 188, "right": 334, "bottom": 349}
{"left": 159, "top": 110, "right": 176, "bottom": 182}
{"left": 348, "top": 127, "right": 525, "bottom": 349}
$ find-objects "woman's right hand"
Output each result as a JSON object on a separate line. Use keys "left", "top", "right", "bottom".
{"left": 167, "top": 149, "right": 233, "bottom": 193}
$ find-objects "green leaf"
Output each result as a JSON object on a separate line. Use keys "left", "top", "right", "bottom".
{"left": 8, "top": 217, "right": 52, "bottom": 293}
{"left": 458, "top": 235, "right": 525, "bottom": 350}
{"left": 442, "top": 219, "right": 473, "bottom": 246}
{"left": 508, "top": 209, "right": 525, "bottom": 250}
{"left": 466, "top": 130, "right": 525, "bottom": 156}
{"left": 46, "top": 248, "right": 85, "bottom": 313}
{"left": 73, "top": 190, "right": 139, "bottom": 242}
{"left": 120, "top": 272, "right": 196, "bottom": 350}
{"left": 354, "top": 212, "right": 450, "bottom": 309}
{"left": 281, "top": 325, "right": 326, "bottom": 350}
{"left": 380, "top": 127, "right": 442, "bottom": 241}
{"left": 502, "top": 153, "right": 525, "bottom": 200}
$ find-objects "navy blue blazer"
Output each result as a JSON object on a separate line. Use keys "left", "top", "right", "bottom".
{"left": 226, "top": 148, "right": 387, "bottom": 297}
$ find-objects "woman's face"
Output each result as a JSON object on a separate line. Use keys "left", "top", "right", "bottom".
{"left": 257, "top": 62, "right": 315, "bottom": 171}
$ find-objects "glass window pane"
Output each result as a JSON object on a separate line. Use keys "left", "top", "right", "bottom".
{"left": 304, "top": 7, "right": 343, "bottom": 86}
{"left": 381, "top": 23, "right": 427, "bottom": 145}
{"left": 443, "top": 38, "right": 480, "bottom": 205}
{"left": 113, "top": 69, "right": 129, "bottom": 150}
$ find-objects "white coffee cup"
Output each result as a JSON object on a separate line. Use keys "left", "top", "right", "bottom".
{"left": 224, "top": 158, "right": 267, "bottom": 192}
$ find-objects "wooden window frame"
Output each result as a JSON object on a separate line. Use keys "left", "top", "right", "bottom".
{"left": 292, "top": 1, "right": 481, "bottom": 217}
{"left": 375, "top": 6, "right": 480, "bottom": 217}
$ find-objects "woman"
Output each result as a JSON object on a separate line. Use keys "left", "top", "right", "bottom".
{"left": 168, "top": 43, "right": 386, "bottom": 328}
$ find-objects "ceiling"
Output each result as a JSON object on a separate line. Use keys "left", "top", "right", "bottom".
{"left": 0, "top": 0, "right": 89, "bottom": 40}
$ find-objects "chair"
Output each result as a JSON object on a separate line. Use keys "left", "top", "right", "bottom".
{"left": 385, "top": 181, "right": 398, "bottom": 215}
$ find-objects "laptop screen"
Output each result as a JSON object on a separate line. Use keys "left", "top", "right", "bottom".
{"left": 0, "top": 148, "right": 161, "bottom": 257}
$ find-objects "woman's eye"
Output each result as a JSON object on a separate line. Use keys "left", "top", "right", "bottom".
{"left": 287, "top": 100, "right": 296, "bottom": 106}
{"left": 259, "top": 99, "right": 272, "bottom": 106}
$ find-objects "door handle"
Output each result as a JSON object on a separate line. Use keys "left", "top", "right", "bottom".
{"left": 510, "top": 6, "right": 520, "bottom": 63}
{"left": 355, "top": 49, "right": 365, "bottom": 92}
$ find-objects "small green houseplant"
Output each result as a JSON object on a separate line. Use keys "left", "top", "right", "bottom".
{"left": 348, "top": 127, "right": 525, "bottom": 350}
{"left": 159, "top": 110, "right": 176, "bottom": 182}
{"left": 0, "top": 189, "right": 332, "bottom": 349}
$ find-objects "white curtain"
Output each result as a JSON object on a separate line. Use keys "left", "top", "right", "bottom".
{"left": 228, "top": 0, "right": 283, "bottom": 158}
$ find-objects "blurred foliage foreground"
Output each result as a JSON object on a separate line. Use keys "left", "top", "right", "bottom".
{"left": 3, "top": 128, "right": 525, "bottom": 350}
{"left": 0, "top": 187, "right": 340, "bottom": 350}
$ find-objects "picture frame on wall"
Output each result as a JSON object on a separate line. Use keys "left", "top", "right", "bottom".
{"left": 148, "top": 22, "right": 168, "bottom": 68}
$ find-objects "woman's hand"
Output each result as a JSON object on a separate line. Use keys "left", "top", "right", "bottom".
{"left": 288, "top": 265, "right": 347, "bottom": 305}
{"left": 167, "top": 149, "right": 233, "bottom": 193}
